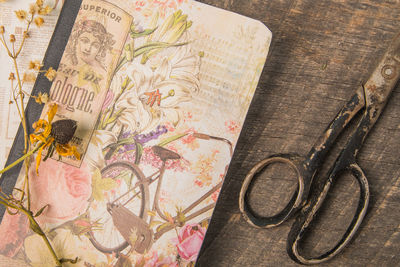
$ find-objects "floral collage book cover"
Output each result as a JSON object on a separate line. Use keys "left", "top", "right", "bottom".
{"left": 0, "top": 0, "right": 271, "bottom": 266}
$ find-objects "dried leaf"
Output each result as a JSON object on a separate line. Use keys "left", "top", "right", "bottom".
{"left": 29, "top": 220, "right": 44, "bottom": 236}
{"left": 34, "top": 204, "right": 49, "bottom": 217}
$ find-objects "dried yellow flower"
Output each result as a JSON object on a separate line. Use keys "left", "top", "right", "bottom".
{"left": 34, "top": 17, "right": 44, "bottom": 27}
{"left": 38, "top": 5, "right": 52, "bottom": 15}
{"left": 8, "top": 72, "right": 15, "bottom": 80}
{"left": 44, "top": 67, "right": 57, "bottom": 81}
{"left": 9, "top": 34, "right": 15, "bottom": 43}
{"left": 30, "top": 103, "right": 57, "bottom": 173}
{"left": 36, "top": 0, "right": 43, "bottom": 7}
{"left": 15, "top": 10, "right": 27, "bottom": 21}
{"left": 29, "top": 60, "right": 42, "bottom": 71}
{"left": 29, "top": 4, "right": 37, "bottom": 14}
{"left": 23, "top": 72, "right": 37, "bottom": 83}
{"left": 34, "top": 92, "right": 49, "bottom": 104}
{"left": 0, "top": 26, "right": 4, "bottom": 34}
{"left": 23, "top": 31, "right": 30, "bottom": 38}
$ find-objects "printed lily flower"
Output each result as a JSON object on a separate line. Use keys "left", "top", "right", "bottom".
{"left": 85, "top": 130, "right": 117, "bottom": 171}
{"left": 141, "top": 10, "right": 193, "bottom": 64}
{"left": 114, "top": 46, "right": 200, "bottom": 133}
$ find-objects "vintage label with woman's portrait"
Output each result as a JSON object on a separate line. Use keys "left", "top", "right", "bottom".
{"left": 41, "top": 0, "right": 132, "bottom": 166}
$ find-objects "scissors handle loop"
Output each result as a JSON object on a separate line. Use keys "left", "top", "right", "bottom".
{"left": 287, "top": 163, "right": 369, "bottom": 265}
{"left": 239, "top": 154, "right": 309, "bottom": 228}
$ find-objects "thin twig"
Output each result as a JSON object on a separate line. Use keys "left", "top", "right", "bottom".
{"left": 15, "top": 14, "right": 33, "bottom": 58}
{"left": 0, "top": 143, "right": 42, "bottom": 176}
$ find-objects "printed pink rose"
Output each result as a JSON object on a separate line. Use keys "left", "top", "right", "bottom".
{"left": 136, "top": 251, "right": 178, "bottom": 267}
{"left": 176, "top": 223, "right": 206, "bottom": 262}
{"left": 29, "top": 158, "right": 92, "bottom": 225}
{"left": 0, "top": 211, "right": 29, "bottom": 257}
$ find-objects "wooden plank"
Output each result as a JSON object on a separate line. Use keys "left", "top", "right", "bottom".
{"left": 196, "top": 0, "right": 400, "bottom": 266}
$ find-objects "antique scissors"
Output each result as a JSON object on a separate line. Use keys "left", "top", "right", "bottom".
{"left": 239, "top": 32, "right": 400, "bottom": 265}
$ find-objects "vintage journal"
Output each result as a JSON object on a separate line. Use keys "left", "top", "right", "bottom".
{"left": 0, "top": 0, "right": 271, "bottom": 266}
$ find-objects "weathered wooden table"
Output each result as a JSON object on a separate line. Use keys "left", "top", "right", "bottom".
{"left": 196, "top": 0, "right": 400, "bottom": 266}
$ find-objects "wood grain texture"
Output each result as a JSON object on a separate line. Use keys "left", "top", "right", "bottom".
{"left": 196, "top": 0, "right": 400, "bottom": 266}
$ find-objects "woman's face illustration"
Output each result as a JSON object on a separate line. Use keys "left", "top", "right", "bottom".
{"left": 76, "top": 31, "right": 101, "bottom": 65}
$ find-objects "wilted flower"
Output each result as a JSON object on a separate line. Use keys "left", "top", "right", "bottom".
{"left": 38, "top": 5, "right": 52, "bottom": 15}
{"left": 36, "top": 0, "right": 43, "bottom": 7}
{"left": 34, "top": 92, "right": 48, "bottom": 104}
{"left": 29, "top": 4, "right": 37, "bottom": 14}
{"left": 0, "top": 26, "right": 4, "bottom": 34}
{"left": 14, "top": 10, "right": 27, "bottom": 21}
{"left": 9, "top": 34, "right": 15, "bottom": 43}
{"left": 30, "top": 104, "right": 80, "bottom": 173}
{"left": 44, "top": 67, "right": 56, "bottom": 81}
{"left": 34, "top": 17, "right": 44, "bottom": 27}
{"left": 8, "top": 72, "right": 15, "bottom": 80}
{"left": 29, "top": 60, "right": 42, "bottom": 71}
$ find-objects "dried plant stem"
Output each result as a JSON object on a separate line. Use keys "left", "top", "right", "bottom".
{"left": 26, "top": 213, "right": 62, "bottom": 267}
{"left": 0, "top": 8, "right": 67, "bottom": 266}
{"left": 15, "top": 15, "right": 33, "bottom": 58}
{"left": 14, "top": 13, "right": 33, "bottom": 213}
{"left": 0, "top": 143, "right": 42, "bottom": 175}
{"left": 12, "top": 50, "right": 32, "bottom": 211}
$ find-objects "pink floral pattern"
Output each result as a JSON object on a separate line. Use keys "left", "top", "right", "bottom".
{"left": 29, "top": 158, "right": 92, "bottom": 225}
{"left": 225, "top": 120, "right": 241, "bottom": 135}
{"left": 193, "top": 150, "right": 220, "bottom": 187}
{"left": 134, "top": 0, "right": 186, "bottom": 17}
{"left": 176, "top": 223, "right": 206, "bottom": 262}
{"left": 0, "top": 212, "right": 29, "bottom": 257}
{"left": 136, "top": 251, "right": 178, "bottom": 267}
{"left": 141, "top": 146, "right": 190, "bottom": 172}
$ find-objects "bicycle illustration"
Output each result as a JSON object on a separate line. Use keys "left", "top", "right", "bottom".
{"left": 86, "top": 132, "right": 233, "bottom": 254}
